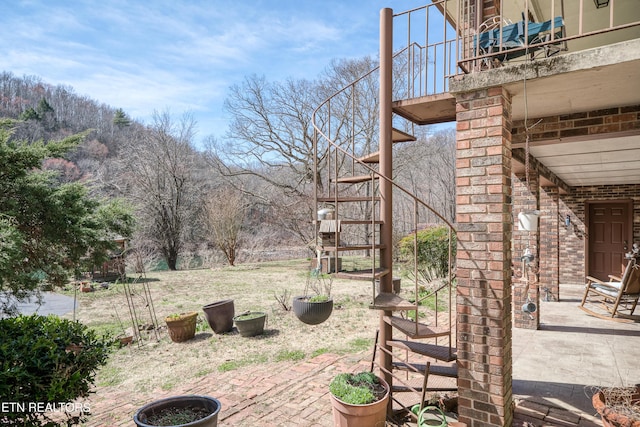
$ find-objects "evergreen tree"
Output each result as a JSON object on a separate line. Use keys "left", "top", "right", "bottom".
{"left": 113, "top": 108, "right": 131, "bottom": 127}
{"left": 0, "top": 119, "right": 135, "bottom": 315}
{"left": 19, "top": 107, "right": 39, "bottom": 121}
{"left": 36, "top": 98, "right": 54, "bottom": 116}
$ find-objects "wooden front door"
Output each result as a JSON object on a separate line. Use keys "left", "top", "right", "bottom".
{"left": 587, "top": 201, "right": 633, "bottom": 281}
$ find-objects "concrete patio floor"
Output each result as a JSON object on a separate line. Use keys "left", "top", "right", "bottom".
{"left": 84, "top": 283, "right": 639, "bottom": 426}
{"left": 511, "top": 283, "right": 640, "bottom": 426}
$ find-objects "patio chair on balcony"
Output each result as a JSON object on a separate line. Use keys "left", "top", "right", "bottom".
{"left": 475, "top": 13, "right": 566, "bottom": 67}
{"left": 579, "top": 259, "right": 640, "bottom": 321}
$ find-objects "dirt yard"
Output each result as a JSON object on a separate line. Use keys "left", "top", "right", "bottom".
{"left": 63, "top": 259, "right": 385, "bottom": 394}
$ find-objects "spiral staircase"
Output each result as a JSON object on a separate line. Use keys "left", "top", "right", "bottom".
{"left": 311, "top": 5, "right": 458, "bottom": 421}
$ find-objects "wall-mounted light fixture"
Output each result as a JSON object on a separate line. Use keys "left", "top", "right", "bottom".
{"left": 594, "top": 0, "right": 610, "bottom": 8}
{"left": 565, "top": 214, "right": 571, "bottom": 228}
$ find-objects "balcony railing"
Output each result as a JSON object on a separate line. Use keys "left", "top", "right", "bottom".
{"left": 393, "top": 0, "right": 640, "bottom": 92}
{"left": 393, "top": 2, "right": 460, "bottom": 99}
{"left": 459, "top": 0, "right": 640, "bottom": 72}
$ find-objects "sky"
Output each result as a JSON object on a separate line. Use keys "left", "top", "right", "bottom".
{"left": 0, "top": 0, "right": 433, "bottom": 145}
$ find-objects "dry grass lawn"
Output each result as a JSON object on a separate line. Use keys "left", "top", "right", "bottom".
{"left": 63, "top": 258, "right": 385, "bottom": 394}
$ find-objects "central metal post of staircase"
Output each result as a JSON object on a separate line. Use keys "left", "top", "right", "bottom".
{"left": 378, "top": 6, "right": 394, "bottom": 406}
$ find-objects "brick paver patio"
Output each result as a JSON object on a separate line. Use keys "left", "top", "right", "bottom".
{"left": 83, "top": 349, "right": 596, "bottom": 427}
{"left": 85, "top": 352, "right": 372, "bottom": 427}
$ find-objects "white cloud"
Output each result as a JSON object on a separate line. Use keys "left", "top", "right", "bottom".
{"left": 0, "top": 0, "right": 431, "bottom": 142}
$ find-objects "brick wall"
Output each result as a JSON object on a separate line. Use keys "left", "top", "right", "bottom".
{"left": 483, "top": 0, "right": 500, "bottom": 18}
{"left": 539, "top": 187, "right": 559, "bottom": 300}
{"left": 511, "top": 106, "right": 640, "bottom": 285}
{"left": 560, "top": 186, "right": 640, "bottom": 284}
{"left": 511, "top": 105, "right": 640, "bottom": 145}
{"left": 456, "top": 86, "right": 513, "bottom": 427}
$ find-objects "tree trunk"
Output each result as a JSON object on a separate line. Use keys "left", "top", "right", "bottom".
{"left": 167, "top": 249, "right": 178, "bottom": 270}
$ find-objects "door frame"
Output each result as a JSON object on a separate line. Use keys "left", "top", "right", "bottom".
{"left": 585, "top": 199, "right": 634, "bottom": 279}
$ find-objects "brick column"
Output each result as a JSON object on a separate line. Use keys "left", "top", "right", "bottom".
{"left": 455, "top": 87, "right": 513, "bottom": 427}
{"left": 540, "top": 186, "right": 559, "bottom": 301}
{"left": 512, "top": 172, "right": 540, "bottom": 330}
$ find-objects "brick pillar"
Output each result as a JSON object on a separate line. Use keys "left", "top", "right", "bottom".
{"left": 512, "top": 172, "right": 540, "bottom": 330}
{"left": 455, "top": 86, "right": 513, "bottom": 427}
{"left": 540, "top": 186, "right": 560, "bottom": 301}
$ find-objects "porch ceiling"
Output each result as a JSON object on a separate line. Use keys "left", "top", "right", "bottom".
{"left": 452, "top": 38, "right": 640, "bottom": 188}
{"left": 506, "top": 55, "right": 640, "bottom": 187}
{"left": 516, "top": 134, "right": 640, "bottom": 186}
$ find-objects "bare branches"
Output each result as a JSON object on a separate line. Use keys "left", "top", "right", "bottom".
{"left": 202, "top": 187, "right": 247, "bottom": 266}
{"left": 117, "top": 111, "right": 202, "bottom": 270}
{"left": 274, "top": 289, "right": 291, "bottom": 312}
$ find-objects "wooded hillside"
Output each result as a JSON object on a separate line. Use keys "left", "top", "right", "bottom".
{"left": 0, "top": 65, "right": 455, "bottom": 272}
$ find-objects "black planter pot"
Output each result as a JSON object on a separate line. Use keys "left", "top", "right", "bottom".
{"left": 202, "top": 300, "right": 234, "bottom": 334}
{"left": 133, "top": 395, "right": 221, "bottom": 427}
{"left": 292, "top": 296, "right": 333, "bottom": 325}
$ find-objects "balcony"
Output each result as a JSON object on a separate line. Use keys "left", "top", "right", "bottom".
{"left": 391, "top": 0, "right": 640, "bottom": 115}
{"left": 392, "top": 1, "right": 640, "bottom": 188}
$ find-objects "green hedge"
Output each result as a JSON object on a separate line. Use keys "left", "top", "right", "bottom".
{"left": 0, "top": 315, "right": 112, "bottom": 426}
{"left": 398, "top": 225, "right": 456, "bottom": 283}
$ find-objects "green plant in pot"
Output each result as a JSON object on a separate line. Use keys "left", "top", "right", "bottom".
{"left": 329, "top": 371, "right": 389, "bottom": 427}
{"left": 292, "top": 269, "right": 333, "bottom": 325}
{"left": 233, "top": 311, "right": 267, "bottom": 337}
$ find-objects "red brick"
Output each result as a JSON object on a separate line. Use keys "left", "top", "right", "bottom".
{"left": 457, "top": 120, "right": 471, "bottom": 130}
{"left": 457, "top": 158, "right": 471, "bottom": 168}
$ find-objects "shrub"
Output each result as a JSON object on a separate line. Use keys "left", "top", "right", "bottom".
{"left": 329, "top": 372, "right": 385, "bottom": 405}
{"left": 0, "top": 314, "right": 112, "bottom": 426}
{"left": 398, "top": 225, "right": 456, "bottom": 283}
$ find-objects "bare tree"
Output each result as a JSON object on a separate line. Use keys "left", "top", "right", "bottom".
{"left": 202, "top": 188, "right": 247, "bottom": 266}
{"left": 207, "top": 57, "right": 381, "bottom": 246}
{"left": 393, "top": 127, "right": 456, "bottom": 229}
{"left": 118, "top": 111, "right": 201, "bottom": 270}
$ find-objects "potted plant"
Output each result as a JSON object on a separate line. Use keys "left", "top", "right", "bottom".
{"left": 329, "top": 371, "right": 389, "bottom": 427}
{"left": 165, "top": 312, "right": 198, "bottom": 343}
{"left": 202, "top": 299, "right": 234, "bottom": 334}
{"left": 80, "top": 281, "right": 93, "bottom": 293}
{"left": 591, "top": 385, "right": 640, "bottom": 427}
{"left": 117, "top": 334, "right": 134, "bottom": 347}
{"left": 292, "top": 269, "right": 333, "bottom": 325}
{"left": 233, "top": 311, "right": 267, "bottom": 337}
{"left": 133, "top": 395, "right": 221, "bottom": 427}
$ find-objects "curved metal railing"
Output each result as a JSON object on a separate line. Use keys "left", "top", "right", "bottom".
{"left": 311, "top": 46, "right": 456, "bottom": 336}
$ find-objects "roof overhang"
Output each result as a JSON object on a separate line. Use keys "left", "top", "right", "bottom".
{"left": 450, "top": 38, "right": 640, "bottom": 188}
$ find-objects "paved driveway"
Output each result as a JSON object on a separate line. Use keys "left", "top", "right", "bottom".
{"left": 15, "top": 292, "right": 78, "bottom": 317}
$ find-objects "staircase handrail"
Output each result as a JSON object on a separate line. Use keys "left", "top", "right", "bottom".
{"left": 312, "top": 5, "right": 457, "bottom": 412}
{"left": 313, "top": 122, "right": 455, "bottom": 231}
{"left": 311, "top": 38, "right": 453, "bottom": 227}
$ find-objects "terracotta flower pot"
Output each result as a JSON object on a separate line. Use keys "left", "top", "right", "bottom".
{"left": 202, "top": 300, "right": 234, "bottom": 334}
{"left": 592, "top": 385, "right": 640, "bottom": 427}
{"left": 330, "top": 375, "right": 389, "bottom": 427}
{"left": 118, "top": 335, "right": 134, "bottom": 347}
{"left": 133, "top": 394, "right": 221, "bottom": 427}
{"left": 165, "top": 312, "right": 198, "bottom": 343}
